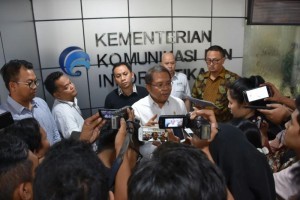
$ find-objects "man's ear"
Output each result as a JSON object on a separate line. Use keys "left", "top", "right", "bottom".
{"left": 9, "top": 81, "right": 17, "bottom": 92}
{"left": 221, "top": 57, "right": 226, "bottom": 65}
{"left": 131, "top": 72, "right": 135, "bottom": 82}
{"left": 53, "top": 91, "right": 60, "bottom": 99}
{"left": 18, "top": 182, "right": 33, "bottom": 200}
{"left": 108, "top": 191, "right": 114, "bottom": 200}
{"left": 146, "top": 84, "right": 151, "bottom": 93}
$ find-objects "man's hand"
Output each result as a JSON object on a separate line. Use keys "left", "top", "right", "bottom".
{"left": 145, "top": 114, "right": 158, "bottom": 126}
{"left": 127, "top": 107, "right": 135, "bottom": 121}
{"left": 258, "top": 103, "right": 292, "bottom": 125}
{"left": 189, "top": 108, "right": 218, "bottom": 148}
{"left": 115, "top": 118, "right": 127, "bottom": 156}
{"left": 262, "top": 82, "right": 296, "bottom": 109}
{"left": 262, "top": 82, "right": 283, "bottom": 102}
{"left": 79, "top": 112, "right": 106, "bottom": 143}
{"left": 166, "top": 129, "right": 180, "bottom": 143}
{"left": 190, "top": 107, "right": 218, "bottom": 129}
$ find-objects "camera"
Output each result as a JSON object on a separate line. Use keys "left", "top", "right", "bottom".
{"left": 98, "top": 106, "right": 131, "bottom": 129}
{"left": 97, "top": 106, "right": 142, "bottom": 153}
{"left": 158, "top": 114, "right": 211, "bottom": 139}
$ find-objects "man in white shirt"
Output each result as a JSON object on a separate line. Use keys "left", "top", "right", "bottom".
{"left": 44, "top": 71, "right": 84, "bottom": 139}
{"left": 161, "top": 52, "right": 191, "bottom": 111}
{"left": 132, "top": 65, "right": 187, "bottom": 126}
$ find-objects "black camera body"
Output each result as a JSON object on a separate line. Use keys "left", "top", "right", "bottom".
{"left": 99, "top": 106, "right": 131, "bottom": 129}
{"left": 158, "top": 114, "right": 211, "bottom": 139}
{"left": 97, "top": 106, "right": 141, "bottom": 153}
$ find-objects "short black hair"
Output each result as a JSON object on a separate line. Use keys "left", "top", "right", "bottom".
{"left": 0, "top": 59, "right": 34, "bottom": 90}
{"left": 3, "top": 118, "right": 42, "bottom": 152}
{"left": 144, "top": 65, "right": 171, "bottom": 84}
{"left": 34, "top": 139, "right": 109, "bottom": 200}
{"left": 128, "top": 142, "right": 227, "bottom": 200}
{"left": 0, "top": 134, "right": 32, "bottom": 200}
{"left": 206, "top": 45, "right": 226, "bottom": 58}
{"left": 112, "top": 62, "right": 132, "bottom": 74}
{"left": 44, "top": 71, "right": 64, "bottom": 96}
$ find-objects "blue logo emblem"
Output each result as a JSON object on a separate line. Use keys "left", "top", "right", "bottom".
{"left": 59, "top": 46, "right": 90, "bottom": 76}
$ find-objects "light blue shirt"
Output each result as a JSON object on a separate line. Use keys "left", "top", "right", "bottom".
{"left": 52, "top": 97, "right": 84, "bottom": 139}
{"left": 0, "top": 96, "right": 61, "bottom": 145}
{"left": 171, "top": 72, "right": 191, "bottom": 99}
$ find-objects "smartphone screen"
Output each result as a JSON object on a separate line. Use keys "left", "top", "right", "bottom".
{"left": 138, "top": 126, "right": 166, "bottom": 142}
{"left": 244, "top": 86, "right": 270, "bottom": 102}
{"left": 164, "top": 118, "right": 184, "bottom": 128}
{"left": 98, "top": 109, "right": 116, "bottom": 119}
{"left": 158, "top": 115, "right": 186, "bottom": 129}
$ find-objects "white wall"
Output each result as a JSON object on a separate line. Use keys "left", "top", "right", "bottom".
{"left": 1, "top": 0, "right": 247, "bottom": 117}
{"left": 0, "top": 0, "right": 41, "bottom": 105}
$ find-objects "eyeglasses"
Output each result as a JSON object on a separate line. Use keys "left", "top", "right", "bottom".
{"left": 15, "top": 79, "right": 39, "bottom": 89}
{"left": 150, "top": 81, "right": 172, "bottom": 90}
{"left": 205, "top": 58, "right": 223, "bottom": 64}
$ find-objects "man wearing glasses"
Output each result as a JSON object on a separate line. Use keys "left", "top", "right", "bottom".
{"left": 192, "top": 45, "right": 239, "bottom": 122}
{"left": 0, "top": 59, "right": 61, "bottom": 145}
{"left": 132, "top": 65, "right": 187, "bottom": 126}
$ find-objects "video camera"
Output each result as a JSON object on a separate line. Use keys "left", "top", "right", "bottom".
{"left": 97, "top": 106, "right": 142, "bottom": 152}
{"left": 98, "top": 106, "right": 131, "bottom": 130}
{"left": 158, "top": 113, "right": 211, "bottom": 139}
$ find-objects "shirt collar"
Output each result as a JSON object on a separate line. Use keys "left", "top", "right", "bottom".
{"left": 148, "top": 95, "right": 170, "bottom": 106}
{"left": 7, "top": 95, "right": 38, "bottom": 114}
{"left": 204, "top": 67, "right": 226, "bottom": 79}
{"left": 172, "top": 72, "right": 179, "bottom": 81}
{"left": 118, "top": 84, "right": 137, "bottom": 96}
{"left": 56, "top": 97, "right": 78, "bottom": 107}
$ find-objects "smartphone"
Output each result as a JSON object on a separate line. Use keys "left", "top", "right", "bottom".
{"left": 0, "top": 111, "right": 14, "bottom": 129}
{"left": 158, "top": 115, "right": 187, "bottom": 129}
{"left": 138, "top": 126, "right": 166, "bottom": 142}
{"left": 243, "top": 86, "right": 272, "bottom": 103}
{"left": 243, "top": 105, "right": 273, "bottom": 110}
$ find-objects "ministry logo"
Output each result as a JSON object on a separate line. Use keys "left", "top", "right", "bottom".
{"left": 59, "top": 46, "right": 90, "bottom": 76}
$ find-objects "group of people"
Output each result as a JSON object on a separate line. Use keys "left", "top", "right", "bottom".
{"left": 0, "top": 45, "right": 300, "bottom": 200}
